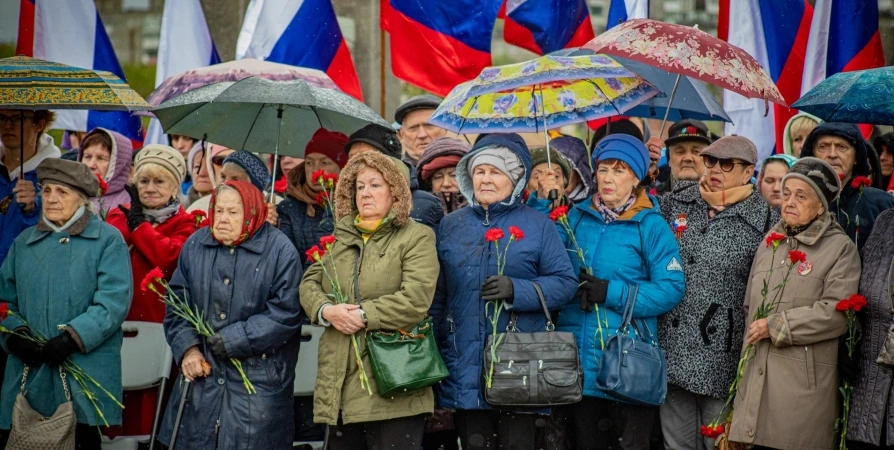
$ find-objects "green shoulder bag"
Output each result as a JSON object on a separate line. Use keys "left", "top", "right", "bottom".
{"left": 366, "top": 316, "right": 449, "bottom": 397}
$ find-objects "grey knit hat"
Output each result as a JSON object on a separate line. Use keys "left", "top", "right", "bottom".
{"left": 782, "top": 156, "right": 841, "bottom": 211}
{"left": 135, "top": 144, "right": 188, "bottom": 185}
{"left": 529, "top": 146, "right": 572, "bottom": 187}
{"left": 468, "top": 147, "right": 525, "bottom": 186}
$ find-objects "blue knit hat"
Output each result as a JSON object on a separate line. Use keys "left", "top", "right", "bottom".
{"left": 592, "top": 134, "right": 650, "bottom": 180}
{"left": 223, "top": 150, "right": 270, "bottom": 191}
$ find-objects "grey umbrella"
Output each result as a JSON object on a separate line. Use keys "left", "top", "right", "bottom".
{"left": 152, "top": 77, "right": 389, "bottom": 199}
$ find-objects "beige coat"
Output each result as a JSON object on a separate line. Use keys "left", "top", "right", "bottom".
{"left": 730, "top": 213, "right": 861, "bottom": 450}
{"left": 299, "top": 152, "right": 439, "bottom": 425}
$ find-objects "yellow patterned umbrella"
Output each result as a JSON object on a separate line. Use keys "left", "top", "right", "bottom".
{"left": 0, "top": 56, "right": 149, "bottom": 111}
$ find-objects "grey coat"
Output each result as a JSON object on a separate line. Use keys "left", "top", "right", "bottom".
{"left": 848, "top": 209, "right": 894, "bottom": 446}
{"left": 658, "top": 181, "right": 777, "bottom": 398}
{"left": 158, "top": 224, "right": 304, "bottom": 450}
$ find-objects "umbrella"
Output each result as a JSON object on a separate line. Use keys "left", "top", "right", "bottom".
{"left": 153, "top": 76, "right": 390, "bottom": 201}
{"left": 791, "top": 67, "right": 894, "bottom": 125}
{"left": 551, "top": 48, "right": 731, "bottom": 123}
{"left": 146, "top": 59, "right": 338, "bottom": 108}
{"left": 584, "top": 19, "right": 784, "bottom": 133}
{"left": 0, "top": 55, "right": 149, "bottom": 176}
{"left": 430, "top": 53, "right": 659, "bottom": 199}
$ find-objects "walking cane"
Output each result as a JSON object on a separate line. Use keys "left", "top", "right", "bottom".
{"left": 168, "top": 378, "right": 192, "bottom": 449}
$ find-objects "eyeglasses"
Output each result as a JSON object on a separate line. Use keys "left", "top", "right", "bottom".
{"left": 211, "top": 154, "right": 228, "bottom": 166}
{"left": 703, "top": 155, "right": 749, "bottom": 172}
{"left": 0, "top": 113, "right": 33, "bottom": 127}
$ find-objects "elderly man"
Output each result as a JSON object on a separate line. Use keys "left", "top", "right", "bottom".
{"left": 0, "top": 109, "right": 62, "bottom": 264}
{"left": 800, "top": 122, "right": 894, "bottom": 248}
{"left": 395, "top": 94, "right": 447, "bottom": 166}
{"left": 658, "top": 136, "right": 777, "bottom": 450}
{"left": 649, "top": 119, "right": 713, "bottom": 196}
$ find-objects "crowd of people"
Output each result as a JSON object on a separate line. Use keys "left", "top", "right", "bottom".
{"left": 0, "top": 93, "right": 893, "bottom": 450}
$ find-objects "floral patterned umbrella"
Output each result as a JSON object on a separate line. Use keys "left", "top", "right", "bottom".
{"left": 584, "top": 19, "right": 785, "bottom": 106}
{"left": 429, "top": 54, "right": 660, "bottom": 134}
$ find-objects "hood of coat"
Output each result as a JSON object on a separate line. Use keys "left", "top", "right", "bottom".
{"left": 551, "top": 136, "right": 594, "bottom": 194}
{"left": 455, "top": 133, "right": 532, "bottom": 210}
{"left": 782, "top": 111, "right": 821, "bottom": 156}
{"left": 800, "top": 122, "right": 876, "bottom": 185}
{"left": 2, "top": 134, "right": 63, "bottom": 179}
{"left": 334, "top": 151, "right": 412, "bottom": 226}
{"left": 89, "top": 128, "right": 133, "bottom": 195}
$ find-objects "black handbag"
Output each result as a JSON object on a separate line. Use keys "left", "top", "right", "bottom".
{"left": 595, "top": 285, "right": 668, "bottom": 406}
{"left": 483, "top": 282, "right": 583, "bottom": 407}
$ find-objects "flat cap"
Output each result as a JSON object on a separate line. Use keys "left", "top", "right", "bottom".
{"left": 394, "top": 94, "right": 442, "bottom": 124}
{"left": 700, "top": 135, "right": 758, "bottom": 165}
{"left": 36, "top": 158, "right": 99, "bottom": 198}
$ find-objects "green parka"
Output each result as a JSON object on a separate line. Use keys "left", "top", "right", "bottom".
{"left": 299, "top": 151, "right": 439, "bottom": 425}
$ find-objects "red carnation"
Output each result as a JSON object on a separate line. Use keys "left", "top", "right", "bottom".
{"left": 319, "top": 235, "right": 337, "bottom": 248}
{"left": 274, "top": 175, "right": 288, "bottom": 194}
{"left": 851, "top": 176, "right": 872, "bottom": 190}
{"left": 323, "top": 173, "right": 338, "bottom": 186}
{"left": 96, "top": 173, "right": 109, "bottom": 196}
{"left": 765, "top": 232, "right": 786, "bottom": 248}
{"left": 0, "top": 302, "right": 8, "bottom": 321}
{"left": 788, "top": 250, "right": 807, "bottom": 264}
{"left": 314, "top": 191, "right": 330, "bottom": 207}
{"left": 836, "top": 299, "right": 851, "bottom": 312}
{"left": 699, "top": 424, "right": 724, "bottom": 438}
{"left": 141, "top": 267, "right": 165, "bottom": 292}
{"left": 485, "top": 228, "right": 505, "bottom": 242}
{"left": 508, "top": 226, "right": 524, "bottom": 241}
{"left": 549, "top": 206, "right": 570, "bottom": 222}
{"left": 311, "top": 170, "right": 326, "bottom": 184}
{"left": 848, "top": 294, "right": 867, "bottom": 312}
{"left": 305, "top": 245, "right": 325, "bottom": 262}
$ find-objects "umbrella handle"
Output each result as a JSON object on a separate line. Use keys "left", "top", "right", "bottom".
{"left": 269, "top": 105, "right": 284, "bottom": 204}
{"left": 539, "top": 84, "right": 560, "bottom": 202}
{"left": 659, "top": 73, "right": 682, "bottom": 139}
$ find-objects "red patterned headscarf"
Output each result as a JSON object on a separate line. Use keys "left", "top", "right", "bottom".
{"left": 209, "top": 180, "right": 269, "bottom": 247}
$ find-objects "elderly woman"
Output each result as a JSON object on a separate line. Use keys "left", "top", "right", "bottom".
{"left": 552, "top": 136, "right": 594, "bottom": 204}
{"left": 106, "top": 144, "right": 196, "bottom": 436}
{"left": 0, "top": 159, "right": 132, "bottom": 449}
{"left": 158, "top": 180, "right": 303, "bottom": 450}
{"left": 79, "top": 127, "right": 134, "bottom": 215}
{"left": 757, "top": 154, "right": 798, "bottom": 209}
{"left": 532, "top": 134, "right": 686, "bottom": 449}
{"left": 431, "top": 133, "right": 577, "bottom": 450}
{"left": 186, "top": 144, "right": 234, "bottom": 213}
{"left": 417, "top": 137, "right": 471, "bottom": 214}
{"left": 300, "top": 151, "right": 438, "bottom": 449}
{"left": 729, "top": 157, "right": 861, "bottom": 449}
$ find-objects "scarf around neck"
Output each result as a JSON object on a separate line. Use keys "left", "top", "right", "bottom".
{"left": 593, "top": 193, "right": 636, "bottom": 224}
{"left": 144, "top": 198, "right": 181, "bottom": 225}
{"left": 698, "top": 177, "right": 753, "bottom": 218}
{"left": 354, "top": 214, "right": 387, "bottom": 243}
{"left": 42, "top": 205, "right": 86, "bottom": 233}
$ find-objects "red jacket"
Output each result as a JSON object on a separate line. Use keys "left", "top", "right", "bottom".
{"left": 106, "top": 206, "right": 198, "bottom": 323}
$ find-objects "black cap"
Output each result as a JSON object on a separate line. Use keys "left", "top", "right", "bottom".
{"left": 394, "top": 94, "right": 442, "bottom": 124}
{"left": 665, "top": 119, "right": 711, "bottom": 147}
{"left": 345, "top": 124, "right": 403, "bottom": 159}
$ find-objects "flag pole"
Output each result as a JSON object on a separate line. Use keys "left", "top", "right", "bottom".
{"left": 379, "top": 26, "right": 387, "bottom": 117}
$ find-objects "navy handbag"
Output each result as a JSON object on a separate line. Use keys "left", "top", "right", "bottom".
{"left": 595, "top": 285, "right": 668, "bottom": 407}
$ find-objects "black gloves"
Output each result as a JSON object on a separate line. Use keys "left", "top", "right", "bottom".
{"left": 44, "top": 331, "right": 81, "bottom": 367}
{"left": 578, "top": 269, "right": 608, "bottom": 312}
{"left": 481, "top": 276, "right": 514, "bottom": 303}
{"left": 118, "top": 185, "right": 147, "bottom": 231}
{"left": 7, "top": 330, "right": 45, "bottom": 367}
{"left": 208, "top": 334, "right": 229, "bottom": 360}
{"left": 838, "top": 334, "right": 862, "bottom": 385}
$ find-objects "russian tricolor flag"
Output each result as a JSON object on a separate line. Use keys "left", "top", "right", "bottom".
{"left": 237, "top": 0, "right": 363, "bottom": 101}
{"left": 16, "top": 0, "right": 144, "bottom": 147}
{"left": 802, "top": 0, "right": 883, "bottom": 139}
{"left": 606, "top": 0, "right": 649, "bottom": 29}
{"left": 499, "top": 0, "right": 595, "bottom": 55}
{"left": 381, "top": 0, "right": 502, "bottom": 96}
{"left": 719, "top": 0, "right": 813, "bottom": 162}
{"left": 145, "top": 0, "right": 220, "bottom": 146}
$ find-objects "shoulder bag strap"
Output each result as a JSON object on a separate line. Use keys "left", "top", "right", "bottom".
{"left": 618, "top": 284, "right": 639, "bottom": 334}
{"left": 507, "top": 281, "right": 555, "bottom": 332}
{"left": 20, "top": 366, "right": 70, "bottom": 401}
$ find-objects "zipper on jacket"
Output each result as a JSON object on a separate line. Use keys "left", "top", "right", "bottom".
{"left": 483, "top": 207, "right": 491, "bottom": 226}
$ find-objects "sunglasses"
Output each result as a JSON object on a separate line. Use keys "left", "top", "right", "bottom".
{"left": 703, "top": 155, "right": 749, "bottom": 173}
